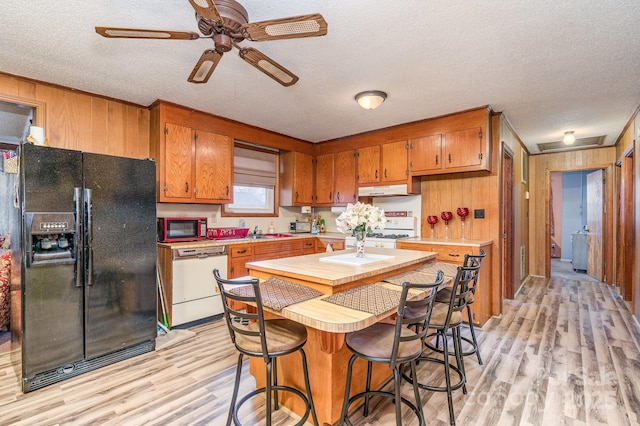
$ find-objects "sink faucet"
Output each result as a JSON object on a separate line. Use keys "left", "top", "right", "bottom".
{"left": 253, "top": 226, "right": 259, "bottom": 238}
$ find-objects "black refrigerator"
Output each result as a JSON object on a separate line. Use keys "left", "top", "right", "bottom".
{"left": 17, "top": 143, "right": 157, "bottom": 392}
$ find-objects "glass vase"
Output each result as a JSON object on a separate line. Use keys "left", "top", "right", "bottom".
{"left": 355, "top": 229, "right": 366, "bottom": 258}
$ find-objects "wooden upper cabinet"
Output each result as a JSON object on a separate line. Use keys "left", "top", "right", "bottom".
{"left": 443, "top": 127, "right": 484, "bottom": 169}
{"left": 194, "top": 129, "right": 232, "bottom": 201}
{"left": 314, "top": 150, "right": 356, "bottom": 206}
{"left": 356, "top": 145, "right": 380, "bottom": 185}
{"left": 280, "top": 151, "right": 314, "bottom": 206}
{"left": 333, "top": 150, "right": 357, "bottom": 205}
{"left": 407, "top": 126, "right": 488, "bottom": 176}
{"left": 408, "top": 134, "right": 443, "bottom": 173}
{"left": 163, "top": 123, "right": 193, "bottom": 200}
{"left": 159, "top": 122, "right": 232, "bottom": 203}
{"left": 381, "top": 141, "right": 408, "bottom": 183}
{"left": 315, "top": 153, "right": 334, "bottom": 205}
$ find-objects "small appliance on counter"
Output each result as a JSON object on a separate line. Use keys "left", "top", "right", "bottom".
{"left": 157, "top": 217, "right": 207, "bottom": 242}
{"left": 289, "top": 221, "right": 311, "bottom": 233}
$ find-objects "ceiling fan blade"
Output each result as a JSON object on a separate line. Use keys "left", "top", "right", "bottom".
{"left": 188, "top": 0, "right": 222, "bottom": 24}
{"left": 95, "top": 27, "right": 200, "bottom": 40}
{"left": 188, "top": 50, "right": 223, "bottom": 84}
{"left": 242, "top": 14, "right": 328, "bottom": 41}
{"left": 238, "top": 47, "right": 299, "bottom": 87}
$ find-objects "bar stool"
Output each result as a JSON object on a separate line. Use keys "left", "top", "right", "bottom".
{"left": 435, "top": 250, "right": 486, "bottom": 364}
{"left": 405, "top": 264, "right": 479, "bottom": 426}
{"left": 213, "top": 269, "right": 318, "bottom": 426}
{"left": 339, "top": 272, "right": 444, "bottom": 426}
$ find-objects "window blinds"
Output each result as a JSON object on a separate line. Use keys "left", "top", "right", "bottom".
{"left": 233, "top": 145, "right": 277, "bottom": 186}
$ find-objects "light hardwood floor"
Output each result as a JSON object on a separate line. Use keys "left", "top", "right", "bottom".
{"left": 1, "top": 273, "right": 639, "bottom": 425}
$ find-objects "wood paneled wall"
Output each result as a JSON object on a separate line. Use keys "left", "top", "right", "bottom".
{"left": 528, "top": 147, "right": 617, "bottom": 278}
{"left": 0, "top": 73, "right": 150, "bottom": 159}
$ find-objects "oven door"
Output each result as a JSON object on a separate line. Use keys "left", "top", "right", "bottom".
{"left": 345, "top": 237, "right": 396, "bottom": 249}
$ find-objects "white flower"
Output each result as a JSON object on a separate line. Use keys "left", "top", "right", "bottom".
{"left": 335, "top": 202, "right": 386, "bottom": 234}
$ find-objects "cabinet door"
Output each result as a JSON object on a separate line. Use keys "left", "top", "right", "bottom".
{"left": 409, "top": 134, "right": 442, "bottom": 172}
{"left": 194, "top": 130, "right": 232, "bottom": 202}
{"left": 381, "top": 141, "right": 408, "bottom": 182}
{"left": 280, "top": 151, "right": 314, "bottom": 206}
{"left": 334, "top": 150, "right": 356, "bottom": 205}
{"left": 315, "top": 153, "right": 334, "bottom": 205}
{"left": 228, "top": 244, "right": 252, "bottom": 278}
{"left": 356, "top": 145, "right": 380, "bottom": 184}
{"left": 301, "top": 238, "right": 316, "bottom": 255}
{"left": 444, "top": 127, "right": 483, "bottom": 169}
{"left": 163, "top": 123, "right": 193, "bottom": 200}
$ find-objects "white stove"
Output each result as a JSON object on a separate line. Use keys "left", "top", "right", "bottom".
{"left": 345, "top": 216, "right": 417, "bottom": 249}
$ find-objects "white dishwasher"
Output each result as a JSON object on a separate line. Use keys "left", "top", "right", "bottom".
{"left": 171, "top": 246, "right": 228, "bottom": 326}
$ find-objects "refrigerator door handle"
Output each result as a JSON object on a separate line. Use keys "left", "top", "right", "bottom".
{"left": 84, "top": 188, "right": 94, "bottom": 286}
{"left": 74, "top": 188, "right": 83, "bottom": 288}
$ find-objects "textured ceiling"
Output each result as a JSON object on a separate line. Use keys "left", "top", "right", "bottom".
{"left": 1, "top": 1, "right": 639, "bottom": 153}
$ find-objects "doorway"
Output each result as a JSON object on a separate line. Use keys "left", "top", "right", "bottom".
{"left": 548, "top": 168, "right": 608, "bottom": 283}
{"left": 502, "top": 146, "right": 515, "bottom": 299}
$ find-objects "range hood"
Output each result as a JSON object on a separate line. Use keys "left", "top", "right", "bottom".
{"left": 358, "top": 184, "right": 410, "bottom": 197}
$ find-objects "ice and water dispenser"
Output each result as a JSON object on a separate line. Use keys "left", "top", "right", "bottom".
{"left": 25, "top": 212, "right": 76, "bottom": 267}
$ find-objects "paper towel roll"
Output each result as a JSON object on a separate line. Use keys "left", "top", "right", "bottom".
{"left": 29, "top": 126, "right": 45, "bottom": 145}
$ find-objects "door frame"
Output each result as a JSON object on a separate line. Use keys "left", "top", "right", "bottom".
{"left": 544, "top": 164, "right": 614, "bottom": 283}
{"left": 502, "top": 143, "right": 515, "bottom": 299}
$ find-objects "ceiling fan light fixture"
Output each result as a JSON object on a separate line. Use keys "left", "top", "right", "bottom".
{"left": 563, "top": 131, "right": 576, "bottom": 145}
{"left": 355, "top": 90, "right": 387, "bottom": 110}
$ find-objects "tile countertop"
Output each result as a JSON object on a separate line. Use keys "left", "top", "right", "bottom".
{"left": 158, "top": 232, "right": 347, "bottom": 249}
{"left": 398, "top": 237, "right": 493, "bottom": 247}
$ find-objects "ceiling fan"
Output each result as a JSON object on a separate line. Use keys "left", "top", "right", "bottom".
{"left": 95, "top": 0, "right": 327, "bottom": 86}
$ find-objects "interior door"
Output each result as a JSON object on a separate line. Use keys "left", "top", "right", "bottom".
{"left": 586, "top": 169, "right": 604, "bottom": 281}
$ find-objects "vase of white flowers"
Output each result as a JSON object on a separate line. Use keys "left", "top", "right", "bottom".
{"left": 336, "top": 202, "right": 386, "bottom": 258}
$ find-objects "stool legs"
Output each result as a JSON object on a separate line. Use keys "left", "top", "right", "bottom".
{"left": 466, "top": 304, "right": 483, "bottom": 365}
{"left": 299, "top": 349, "right": 319, "bottom": 426}
{"left": 227, "top": 350, "right": 318, "bottom": 426}
{"left": 227, "top": 354, "right": 244, "bottom": 426}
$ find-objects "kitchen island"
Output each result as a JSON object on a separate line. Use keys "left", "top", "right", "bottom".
{"left": 244, "top": 247, "right": 437, "bottom": 425}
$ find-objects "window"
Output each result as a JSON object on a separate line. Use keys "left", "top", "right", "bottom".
{"left": 223, "top": 144, "right": 278, "bottom": 216}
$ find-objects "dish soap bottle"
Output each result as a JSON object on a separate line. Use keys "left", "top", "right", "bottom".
{"left": 268, "top": 221, "right": 275, "bottom": 234}
{"left": 311, "top": 216, "right": 319, "bottom": 235}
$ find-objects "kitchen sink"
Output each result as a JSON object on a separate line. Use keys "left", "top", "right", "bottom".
{"left": 247, "top": 233, "right": 293, "bottom": 239}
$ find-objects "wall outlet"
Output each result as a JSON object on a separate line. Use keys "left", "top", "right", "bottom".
{"left": 551, "top": 243, "right": 556, "bottom": 249}
{"left": 474, "top": 209, "right": 485, "bottom": 219}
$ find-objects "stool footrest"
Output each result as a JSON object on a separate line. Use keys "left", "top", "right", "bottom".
{"left": 402, "top": 356, "right": 466, "bottom": 392}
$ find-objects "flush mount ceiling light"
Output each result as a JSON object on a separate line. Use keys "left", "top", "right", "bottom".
{"left": 563, "top": 131, "right": 576, "bottom": 145}
{"left": 355, "top": 90, "right": 387, "bottom": 110}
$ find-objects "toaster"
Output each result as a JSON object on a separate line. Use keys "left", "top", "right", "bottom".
{"left": 289, "top": 221, "right": 311, "bottom": 233}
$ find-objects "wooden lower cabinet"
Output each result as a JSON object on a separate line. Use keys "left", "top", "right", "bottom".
{"left": 396, "top": 241, "right": 492, "bottom": 326}
{"left": 228, "top": 244, "right": 252, "bottom": 278}
{"left": 315, "top": 237, "right": 345, "bottom": 253}
{"left": 228, "top": 238, "right": 318, "bottom": 278}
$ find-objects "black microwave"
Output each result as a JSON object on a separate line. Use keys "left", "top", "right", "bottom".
{"left": 157, "top": 217, "right": 207, "bottom": 243}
